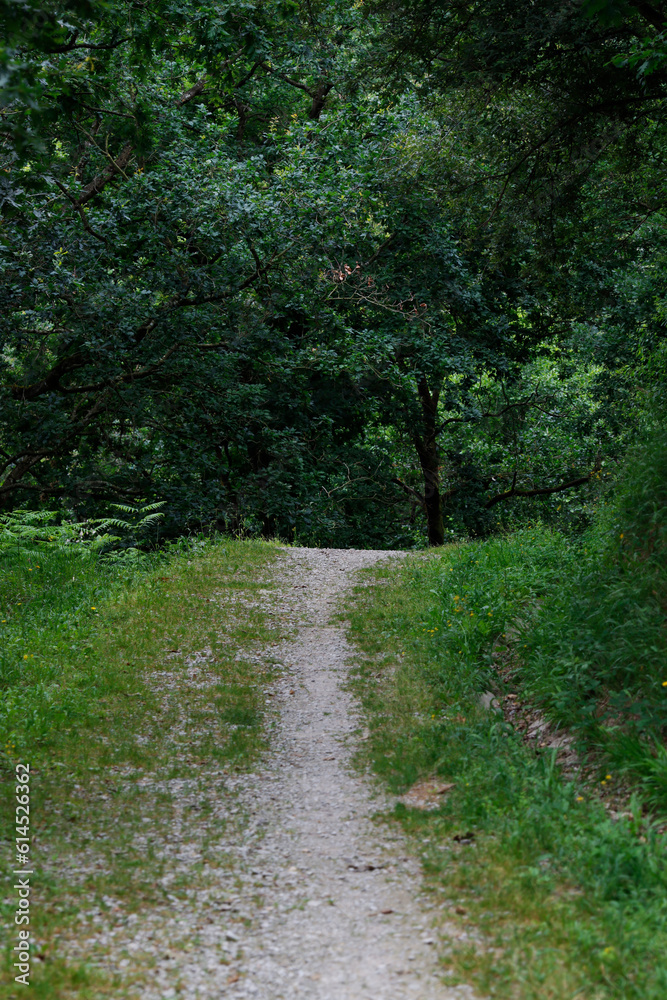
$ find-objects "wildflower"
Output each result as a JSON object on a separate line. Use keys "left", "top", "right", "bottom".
{"left": 23, "top": 654, "right": 28, "bottom": 660}
{"left": 576, "top": 796, "right": 584, "bottom": 802}
{"left": 620, "top": 533, "right": 624, "bottom": 539}
{"left": 606, "top": 774, "right": 612, "bottom": 780}
{"left": 91, "top": 607, "right": 97, "bottom": 610}
{"left": 662, "top": 681, "right": 667, "bottom": 687}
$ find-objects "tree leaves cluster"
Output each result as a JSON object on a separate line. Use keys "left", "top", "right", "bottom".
{"left": 1, "top": 1, "right": 665, "bottom": 545}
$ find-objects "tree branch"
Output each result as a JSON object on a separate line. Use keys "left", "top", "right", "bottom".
{"left": 260, "top": 62, "right": 313, "bottom": 96}
{"left": 46, "top": 32, "right": 131, "bottom": 53}
{"left": 630, "top": 2, "right": 666, "bottom": 31}
{"left": 392, "top": 476, "right": 426, "bottom": 509}
{"left": 55, "top": 180, "right": 107, "bottom": 242}
{"left": 177, "top": 76, "right": 207, "bottom": 107}
{"left": 76, "top": 142, "right": 133, "bottom": 206}
{"left": 9, "top": 241, "right": 292, "bottom": 403}
{"left": 485, "top": 472, "right": 594, "bottom": 509}
{"left": 434, "top": 394, "right": 548, "bottom": 435}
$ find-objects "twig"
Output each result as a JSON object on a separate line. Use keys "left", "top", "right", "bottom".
{"left": 54, "top": 180, "right": 107, "bottom": 243}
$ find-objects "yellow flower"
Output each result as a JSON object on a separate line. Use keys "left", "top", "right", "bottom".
{"left": 620, "top": 533, "right": 624, "bottom": 539}
{"left": 23, "top": 654, "right": 28, "bottom": 660}
{"left": 91, "top": 607, "right": 96, "bottom": 610}
{"left": 606, "top": 774, "right": 612, "bottom": 780}
{"left": 576, "top": 796, "right": 584, "bottom": 802}
{"left": 662, "top": 681, "right": 667, "bottom": 687}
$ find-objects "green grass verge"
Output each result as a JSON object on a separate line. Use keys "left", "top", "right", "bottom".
{"left": 347, "top": 542, "right": 667, "bottom": 1000}
{"left": 1, "top": 537, "right": 288, "bottom": 998}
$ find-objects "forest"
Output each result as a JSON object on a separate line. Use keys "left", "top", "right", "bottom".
{"left": 2, "top": 4, "right": 667, "bottom": 998}
{"left": 2, "top": 0, "right": 665, "bottom": 548}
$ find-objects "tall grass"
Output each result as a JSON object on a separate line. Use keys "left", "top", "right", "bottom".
{"left": 0, "top": 516, "right": 153, "bottom": 760}
{"left": 521, "top": 418, "right": 667, "bottom": 801}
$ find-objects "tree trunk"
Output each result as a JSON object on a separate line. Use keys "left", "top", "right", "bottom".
{"left": 414, "top": 376, "right": 445, "bottom": 546}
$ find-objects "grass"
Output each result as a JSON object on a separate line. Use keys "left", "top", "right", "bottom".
{"left": 0, "top": 535, "right": 290, "bottom": 998}
{"left": 520, "top": 422, "right": 667, "bottom": 805}
{"left": 346, "top": 530, "right": 667, "bottom": 999}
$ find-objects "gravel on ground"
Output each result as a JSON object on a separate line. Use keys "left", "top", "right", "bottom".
{"left": 56, "top": 546, "right": 480, "bottom": 999}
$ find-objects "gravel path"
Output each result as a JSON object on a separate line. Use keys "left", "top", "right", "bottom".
{"left": 217, "top": 546, "right": 474, "bottom": 999}
{"left": 57, "top": 546, "right": 478, "bottom": 998}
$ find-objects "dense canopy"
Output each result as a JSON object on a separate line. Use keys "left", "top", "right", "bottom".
{"left": 1, "top": 0, "right": 666, "bottom": 546}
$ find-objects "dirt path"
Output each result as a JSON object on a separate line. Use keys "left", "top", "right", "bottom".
{"left": 208, "top": 546, "right": 473, "bottom": 1000}
{"left": 59, "top": 547, "right": 477, "bottom": 998}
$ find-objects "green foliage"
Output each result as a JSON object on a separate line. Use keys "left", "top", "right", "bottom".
{"left": 405, "top": 410, "right": 667, "bottom": 801}
{"left": 1, "top": 0, "right": 665, "bottom": 546}
{"left": 0, "top": 538, "right": 134, "bottom": 756}
{"left": 348, "top": 545, "right": 667, "bottom": 997}
{"left": 0, "top": 507, "right": 84, "bottom": 552}
{"left": 519, "top": 414, "right": 667, "bottom": 799}
{"left": 90, "top": 501, "right": 165, "bottom": 546}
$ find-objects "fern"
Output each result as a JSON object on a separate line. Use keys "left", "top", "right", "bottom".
{"left": 0, "top": 510, "right": 82, "bottom": 553}
{"left": 0, "top": 501, "right": 166, "bottom": 557}
{"left": 90, "top": 501, "right": 166, "bottom": 535}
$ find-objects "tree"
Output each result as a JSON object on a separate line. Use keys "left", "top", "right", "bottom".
{"left": 2, "top": 0, "right": 664, "bottom": 546}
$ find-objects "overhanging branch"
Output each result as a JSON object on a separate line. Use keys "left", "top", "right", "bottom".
{"left": 392, "top": 476, "right": 426, "bottom": 509}
{"left": 485, "top": 472, "right": 594, "bottom": 508}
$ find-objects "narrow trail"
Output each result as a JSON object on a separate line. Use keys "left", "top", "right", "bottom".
{"left": 216, "top": 547, "right": 474, "bottom": 999}
{"left": 57, "top": 547, "right": 478, "bottom": 998}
